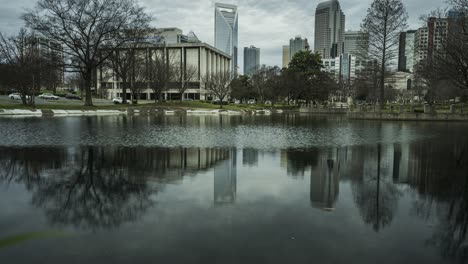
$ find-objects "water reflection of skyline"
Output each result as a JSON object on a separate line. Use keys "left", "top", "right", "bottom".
{"left": 0, "top": 138, "right": 467, "bottom": 262}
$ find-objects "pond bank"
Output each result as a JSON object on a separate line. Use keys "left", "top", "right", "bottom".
{"left": 0, "top": 108, "right": 287, "bottom": 117}
{"left": 347, "top": 111, "right": 468, "bottom": 122}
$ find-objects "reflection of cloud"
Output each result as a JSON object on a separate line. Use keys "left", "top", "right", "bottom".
{"left": 351, "top": 144, "right": 401, "bottom": 232}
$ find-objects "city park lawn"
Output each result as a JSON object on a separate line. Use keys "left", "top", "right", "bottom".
{"left": 0, "top": 100, "right": 300, "bottom": 111}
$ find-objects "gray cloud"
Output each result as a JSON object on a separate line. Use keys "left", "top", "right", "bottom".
{"left": 0, "top": 0, "right": 448, "bottom": 72}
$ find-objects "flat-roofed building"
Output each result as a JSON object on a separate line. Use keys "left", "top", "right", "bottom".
{"left": 97, "top": 42, "right": 231, "bottom": 101}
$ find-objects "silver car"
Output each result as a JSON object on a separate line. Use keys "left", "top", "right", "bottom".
{"left": 39, "top": 93, "right": 60, "bottom": 100}
{"left": 9, "top": 93, "right": 31, "bottom": 101}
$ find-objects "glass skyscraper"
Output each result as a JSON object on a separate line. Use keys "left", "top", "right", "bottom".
{"left": 214, "top": 3, "right": 238, "bottom": 76}
{"left": 243, "top": 46, "right": 260, "bottom": 76}
{"left": 314, "top": 0, "right": 346, "bottom": 59}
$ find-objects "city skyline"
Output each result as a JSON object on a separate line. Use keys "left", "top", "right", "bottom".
{"left": 0, "top": 0, "right": 448, "bottom": 73}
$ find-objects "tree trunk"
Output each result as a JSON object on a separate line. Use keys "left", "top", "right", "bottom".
{"left": 122, "top": 80, "right": 128, "bottom": 104}
{"left": 83, "top": 70, "right": 93, "bottom": 107}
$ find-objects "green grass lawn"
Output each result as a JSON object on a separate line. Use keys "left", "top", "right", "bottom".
{"left": 0, "top": 100, "right": 300, "bottom": 111}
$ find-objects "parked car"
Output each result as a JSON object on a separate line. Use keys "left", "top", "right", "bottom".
{"left": 112, "top": 97, "right": 131, "bottom": 104}
{"left": 9, "top": 93, "right": 31, "bottom": 101}
{"left": 39, "top": 93, "right": 60, "bottom": 100}
{"left": 212, "top": 99, "right": 228, "bottom": 105}
{"left": 247, "top": 99, "right": 256, "bottom": 105}
{"left": 65, "top": 94, "right": 81, "bottom": 100}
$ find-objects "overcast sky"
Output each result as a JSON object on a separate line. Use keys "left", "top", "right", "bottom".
{"left": 0, "top": 0, "right": 447, "bottom": 73}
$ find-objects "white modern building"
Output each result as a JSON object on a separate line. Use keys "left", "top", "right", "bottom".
{"left": 141, "top": 28, "right": 200, "bottom": 45}
{"left": 243, "top": 46, "right": 260, "bottom": 76}
{"left": 322, "top": 53, "right": 364, "bottom": 84}
{"left": 215, "top": 3, "right": 238, "bottom": 76}
{"left": 315, "top": 0, "right": 346, "bottom": 59}
{"left": 97, "top": 42, "right": 231, "bottom": 101}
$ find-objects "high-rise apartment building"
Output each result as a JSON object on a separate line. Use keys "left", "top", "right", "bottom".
{"left": 415, "top": 18, "right": 449, "bottom": 63}
{"left": 215, "top": 3, "right": 238, "bottom": 76}
{"left": 398, "top": 30, "right": 417, "bottom": 72}
{"left": 289, "top": 36, "right": 309, "bottom": 60}
{"left": 282, "top": 45, "right": 290, "bottom": 68}
{"left": 343, "top": 31, "right": 369, "bottom": 58}
{"left": 243, "top": 46, "right": 260, "bottom": 76}
{"left": 314, "top": 0, "right": 345, "bottom": 59}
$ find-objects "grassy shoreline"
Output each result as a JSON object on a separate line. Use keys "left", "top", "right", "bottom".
{"left": 0, "top": 101, "right": 299, "bottom": 111}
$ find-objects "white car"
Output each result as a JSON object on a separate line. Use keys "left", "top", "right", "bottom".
{"left": 9, "top": 93, "right": 31, "bottom": 101}
{"left": 113, "top": 97, "right": 131, "bottom": 104}
{"left": 39, "top": 93, "right": 60, "bottom": 100}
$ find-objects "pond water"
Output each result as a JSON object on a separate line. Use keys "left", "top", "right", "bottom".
{"left": 0, "top": 115, "right": 467, "bottom": 263}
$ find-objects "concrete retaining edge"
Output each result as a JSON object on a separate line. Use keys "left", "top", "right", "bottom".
{"left": 347, "top": 112, "right": 468, "bottom": 122}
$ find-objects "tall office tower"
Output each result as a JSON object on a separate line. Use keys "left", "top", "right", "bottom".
{"left": 398, "top": 30, "right": 416, "bottom": 73}
{"left": 343, "top": 31, "right": 369, "bottom": 58}
{"left": 282, "top": 45, "right": 290, "bottom": 68}
{"left": 215, "top": 3, "right": 238, "bottom": 76}
{"left": 415, "top": 17, "right": 449, "bottom": 64}
{"left": 314, "top": 0, "right": 345, "bottom": 59}
{"left": 289, "top": 36, "right": 309, "bottom": 60}
{"left": 243, "top": 46, "right": 260, "bottom": 76}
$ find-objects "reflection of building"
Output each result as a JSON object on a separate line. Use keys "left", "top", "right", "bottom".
{"left": 310, "top": 158, "right": 340, "bottom": 211}
{"left": 314, "top": 0, "right": 345, "bottom": 59}
{"left": 215, "top": 3, "right": 238, "bottom": 76}
{"left": 243, "top": 46, "right": 260, "bottom": 76}
{"left": 242, "top": 148, "right": 258, "bottom": 166}
{"left": 214, "top": 149, "right": 237, "bottom": 204}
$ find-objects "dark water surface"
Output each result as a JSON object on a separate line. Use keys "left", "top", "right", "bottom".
{"left": 0, "top": 115, "right": 467, "bottom": 263}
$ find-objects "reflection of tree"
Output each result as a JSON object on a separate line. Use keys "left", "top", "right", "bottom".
{"left": 430, "top": 176, "right": 468, "bottom": 263}
{"left": 0, "top": 146, "right": 230, "bottom": 230}
{"left": 283, "top": 148, "right": 319, "bottom": 178}
{"left": 28, "top": 147, "right": 154, "bottom": 230}
{"left": 0, "top": 147, "right": 65, "bottom": 190}
{"left": 352, "top": 144, "right": 401, "bottom": 232}
{"left": 411, "top": 139, "right": 468, "bottom": 263}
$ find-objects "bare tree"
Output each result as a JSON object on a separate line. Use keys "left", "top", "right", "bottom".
{"left": 0, "top": 29, "right": 44, "bottom": 106}
{"left": 361, "top": 0, "right": 408, "bottom": 109}
{"left": 129, "top": 51, "right": 148, "bottom": 104}
{"left": 147, "top": 48, "right": 178, "bottom": 102}
{"left": 23, "top": 0, "right": 151, "bottom": 106}
{"left": 250, "top": 65, "right": 273, "bottom": 104}
{"left": 174, "top": 65, "right": 198, "bottom": 102}
{"left": 203, "top": 71, "right": 232, "bottom": 108}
